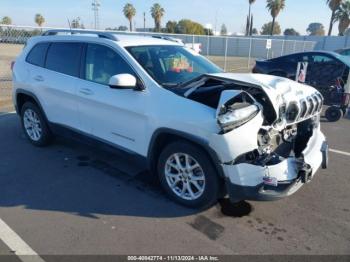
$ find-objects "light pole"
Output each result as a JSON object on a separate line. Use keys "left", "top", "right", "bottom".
{"left": 92, "top": 0, "right": 100, "bottom": 30}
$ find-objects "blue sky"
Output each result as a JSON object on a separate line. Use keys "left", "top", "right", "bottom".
{"left": 1, "top": 0, "right": 334, "bottom": 35}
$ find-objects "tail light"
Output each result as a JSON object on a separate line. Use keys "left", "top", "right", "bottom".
{"left": 342, "top": 93, "right": 350, "bottom": 107}
{"left": 11, "top": 61, "right": 15, "bottom": 71}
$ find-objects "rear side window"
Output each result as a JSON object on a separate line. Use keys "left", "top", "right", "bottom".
{"left": 26, "top": 43, "right": 49, "bottom": 67}
{"left": 45, "top": 42, "right": 83, "bottom": 77}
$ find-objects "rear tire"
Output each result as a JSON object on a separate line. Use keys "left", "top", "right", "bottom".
{"left": 325, "top": 106, "right": 343, "bottom": 122}
{"left": 20, "top": 102, "right": 53, "bottom": 147}
{"left": 157, "top": 141, "right": 221, "bottom": 208}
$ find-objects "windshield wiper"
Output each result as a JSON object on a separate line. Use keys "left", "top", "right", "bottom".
{"left": 161, "top": 82, "right": 181, "bottom": 88}
{"left": 161, "top": 74, "right": 207, "bottom": 89}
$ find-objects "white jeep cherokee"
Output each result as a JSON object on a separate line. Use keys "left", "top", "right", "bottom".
{"left": 12, "top": 30, "right": 328, "bottom": 208}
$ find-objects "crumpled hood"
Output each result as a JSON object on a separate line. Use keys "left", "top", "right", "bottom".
{"left": 212, "top": 73, "right": 318, "bottom": 112}
{"left": 210, "top": 73, "right": 320, "bottom": 115}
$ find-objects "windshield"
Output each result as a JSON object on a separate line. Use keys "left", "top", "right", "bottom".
{"left": 126, "top": 45, "right": 223, "bottom": 87}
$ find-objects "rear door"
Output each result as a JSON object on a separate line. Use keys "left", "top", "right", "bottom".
{"left": 307, "top": 54, "right": 346, "bottom": 95}
{"left": 39, "top": 42, "right": 83, "bottom": 128}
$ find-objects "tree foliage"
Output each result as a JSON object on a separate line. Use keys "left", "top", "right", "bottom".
{"left": 334, "top": 1, "right": 350, "bottom": 36}
{"left": 150, "top": 3, "right": 165, "bottom": 32}
{"left": 246, "top": 0, "right": 256, "bottom": 36}
{"left": 176, "top": 19, "right": 205, "bottom": 35}
{"left": 252, "top": 28, "right": 258, "bottom": 35}
{"left": 220, "top": 24, "right": 228, "bottom": 35}
{"left": 327, "top": 0, "right": 343, "bottom": 35}
{"left": 261, "top": 21, "right": 281, "bottom": 35}
{"left": 306, "top": 23, "right": 326, "bottom": 36}
{"left": 123, "top": 3, "right": 136, "bottom": 31}
{"left": 1, "top": 16, "right": 12, "bottom": 25}
{"left": 266, "top": 0, "right": 285, "bottom": 35}
{"left": 71, "top": 17, "right": 84, "bottom": 29}
{"left": 284, "top": 28, "right": 300, "bottom": 36}
{"left": 35, "top": 14, "right": 45, "bottom": 27}
{"left": 165, "top": 21, "right": 177, "bottom": 33}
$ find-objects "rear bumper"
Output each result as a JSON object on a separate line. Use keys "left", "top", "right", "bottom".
{"left": 223, "top": 128, "right": 328, "bottom": 202}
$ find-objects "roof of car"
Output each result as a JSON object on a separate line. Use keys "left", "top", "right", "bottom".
{"left": 115, "top": 34, "right": 182, "bottom": 47}
{"left": 282, "top": 50, "right": 339, "bottom": 57}
{"left": 36, "top": 30, "right": 183, "bottom": 47}
{"left": 268, "top": 50, "right": 341, "bottom": 61}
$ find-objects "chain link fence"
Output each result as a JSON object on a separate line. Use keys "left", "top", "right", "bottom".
{"left": 0, "top": 25, "right": 316, "bottom": 112}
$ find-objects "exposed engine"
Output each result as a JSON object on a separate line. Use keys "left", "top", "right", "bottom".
{"left": 176, "top": 75, "right": 323, "bottom": 166}
{"left": 233, "top": 116, "right": 319, "bottom": 167}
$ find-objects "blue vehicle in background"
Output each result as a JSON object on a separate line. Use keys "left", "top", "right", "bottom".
{"left": 253, "top": 51, "right": 350, "bottom": 122}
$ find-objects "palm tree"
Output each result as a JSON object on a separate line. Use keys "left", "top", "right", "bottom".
{"left": 266, "top": 0, "right": 286, "bottom": 35}
{"left": 1, "top": 16, "right": 12, "bottom": 25}
{"left": 327, "top": 0, "right": 343, "bottom": 35}
{"left": 123, "top": 3, "right": 136, "bottom": 31}
{"left": 150, "top": 3, "right": 165, "bottom": 32}
{"left": 35, "top": 14, "right": 45, "bottom": 27}
{"left": 246, "top": 0, "right": 256, "bottom": 35}
{"left": 335, "top": 1, "right": 350, "bottom": 35}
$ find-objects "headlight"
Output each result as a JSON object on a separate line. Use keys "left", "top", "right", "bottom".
{"left": 218, "top": 104, "right": 259, "bottom": 132}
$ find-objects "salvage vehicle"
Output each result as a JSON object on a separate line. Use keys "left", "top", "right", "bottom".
{"left": 12, "top": 30, "right": 328, "bottom": 208}
{"left": 253, "top": 51, "right": 350, "bottom": 122}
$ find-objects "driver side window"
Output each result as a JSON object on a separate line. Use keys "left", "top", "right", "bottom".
{"left": 311, "top": 55, "right": 335, "bottom": 63}
{"left": 85, "top": 44, "right": 135, "bottom": 85}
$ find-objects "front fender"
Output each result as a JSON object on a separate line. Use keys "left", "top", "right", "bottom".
{"left": 209, "top": 111, "right": 264, "bottom": 163}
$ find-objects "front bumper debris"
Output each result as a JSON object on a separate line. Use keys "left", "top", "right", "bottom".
{"left": 223, "top": 127, "right": 328, "bottom": 202}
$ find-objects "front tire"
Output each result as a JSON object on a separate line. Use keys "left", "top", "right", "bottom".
{"left": 157, "top": 141, "right": 221, "bottom": 208}
{"left": 21, "top": 102, "right": 53, "bottom": 146}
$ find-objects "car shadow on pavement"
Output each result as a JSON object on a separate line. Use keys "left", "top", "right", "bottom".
{"left": 0, "top": 113, "right": 253, "bottom": 219}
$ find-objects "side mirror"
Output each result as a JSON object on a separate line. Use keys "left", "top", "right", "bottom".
{"left": 109, "top": 74, "right": 137, "bottom": 89}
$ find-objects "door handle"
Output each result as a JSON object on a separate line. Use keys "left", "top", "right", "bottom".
{"left": 79, "top": 88, "right": 94, "bottom": 95}
{"left": 34, "top": 75, "right": 44, "bottom": 82}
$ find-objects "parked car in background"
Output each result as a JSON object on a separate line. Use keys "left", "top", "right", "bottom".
{"left": 335, "top": 48, "right": 350, "bottom": 56}
{"left": 253, "top": 51, "right": 350, "bottom": 121}
{"left": 184, "top": 43, "right": 202, "bottom": 54}
{"left": 151, "top": 36, "right": 202, "bottom": 54}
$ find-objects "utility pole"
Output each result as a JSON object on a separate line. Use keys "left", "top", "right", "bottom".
{"left": 214, "top": 10, "right": 218, "bottom": 36}
{"left": 92, "top": 0, "right": 100, "bottom": 30}
{"left": 143, "top": 12, "right": 146, "bottom": 31}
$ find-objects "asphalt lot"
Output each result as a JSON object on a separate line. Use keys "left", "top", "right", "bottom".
{"left": 0, "top": 111, "right": 349, "bottom": 259}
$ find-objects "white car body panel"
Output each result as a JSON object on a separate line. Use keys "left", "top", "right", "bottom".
{"left": 223, "top": 127, "right": 325, "bottom": 187}
{"left": 209, "top": 111, "right": 264, "bottom": 163}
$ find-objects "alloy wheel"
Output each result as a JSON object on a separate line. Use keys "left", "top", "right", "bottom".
{"left": 164, "top": 153, "right": 206, "bottom": 201}
{"left": 23, "top": 109, "right": 42, "bottom": 141}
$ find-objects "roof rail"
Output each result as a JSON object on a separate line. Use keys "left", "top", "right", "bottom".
{"left": 42, "top": 29, "right": 118, "bottom": 41}
{"left": 151, "top": 35, "right": 183, "bottom": 44}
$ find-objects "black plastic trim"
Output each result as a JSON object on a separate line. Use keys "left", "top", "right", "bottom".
{"left": 48, "top": 122, "right": 148, "bottom": 168}
{"left": 226, "top": 179, "right": 303, "bottom": 202}
{"left": 15, "top": 89, "right": 48, "bottom": 122}
{"left": 147, "top": 128, "right": 225, "bottom": 178}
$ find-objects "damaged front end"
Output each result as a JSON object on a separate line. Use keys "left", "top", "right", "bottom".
{"left": 182, "top": 74, "right": 329, "bottom": 202}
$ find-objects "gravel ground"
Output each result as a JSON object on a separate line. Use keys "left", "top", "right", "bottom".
{"left": 0, "top": 44, "right": 22, "bottom": 111}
